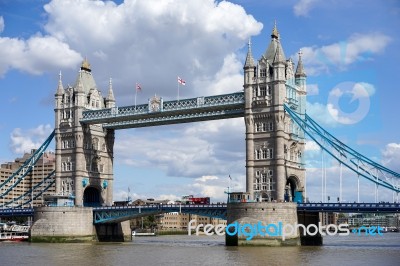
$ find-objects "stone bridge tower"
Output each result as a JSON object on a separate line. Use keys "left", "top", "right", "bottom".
{"left": 244, "top": 24, "right": 307, "bottom": 203}
{"left": 54, "top": 59, "right": 115, "bottom": 206}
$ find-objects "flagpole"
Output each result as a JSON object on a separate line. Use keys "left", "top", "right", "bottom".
{"left": 135, "top": 83, "right": 137, "bottom": 111}
{"left": 177, "top": 79, "right": 180, "bottom": 102}
{"left": 228, "top": 175, "right": 231, "bottom": 193}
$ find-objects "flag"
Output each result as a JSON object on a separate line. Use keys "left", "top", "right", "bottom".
{"left": 177, "top": 76, "right": 186, "bottom": 85}
{"left": 136, "top": 83, "right": 142, "bottom": 92}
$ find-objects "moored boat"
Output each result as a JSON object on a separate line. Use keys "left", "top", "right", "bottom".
{"left": 0, "top": 231, "right": 29, "bottom": 242}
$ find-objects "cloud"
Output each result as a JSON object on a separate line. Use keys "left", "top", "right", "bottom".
{"left": 0, "top": 35, "right": 82, "bottom": 76}
{"left": 9, "top": 124, "right": 53, "bottom": 154}
{"left": 115, "top": 118, "right": 245, "bottom": 179}
{"left": 293, "top": 0, "right": 319, "bottom": 17}
{"left": 39, "top": 0, "right": 262, "bottom": 103}
{"left": 305, "top": 140, "right": 320, "bottom": 151}
{"left": 295, "top": 33, "right": 391, "bottom": 75}
{"left": 382, "top": 143, "right": 400, "bottom": 173}
{"left": 307, "top": 84, "right": 319, "bottom": 95}
{"left": 306, "top": 101, "right": 340, "bottom": 127}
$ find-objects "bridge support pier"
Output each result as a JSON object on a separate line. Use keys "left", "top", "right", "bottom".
{"left": 297, "top": 211, "right": 323, "bottom": 246}
{"left": 30, "top": 207, "right": 131, "bottom": 242}
{"left": 95, "top": 221, "right": 131, "bottom": 242}
{"left": 226, "top": 202, "right": 300, "bottom": 246}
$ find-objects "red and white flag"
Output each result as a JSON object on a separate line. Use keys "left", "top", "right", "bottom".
{"left": 177, "top": 76, "right": 186, "bottom": 86}
{"left": 136, "top": 83, "right": 142, "bottom": 92}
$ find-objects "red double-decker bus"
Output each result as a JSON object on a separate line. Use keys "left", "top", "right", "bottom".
{"left": 181, "top": 195, "right": 210, "bottom": 205}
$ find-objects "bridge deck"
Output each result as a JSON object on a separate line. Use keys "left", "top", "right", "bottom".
{"left": 1, "top": 203, "right": 399, "bottom": 222}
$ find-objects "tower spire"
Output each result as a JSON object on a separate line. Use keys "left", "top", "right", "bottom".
{"left": 271, "top": 20, "right": 279, "bottom": 39}
{"left": 105, "top": 77, "right": 116, "bottom": 108}
{"left": 56, "top": 71, "right": 64, "bottom": 95}
{"left": 295, "top": 49, "right": 306, "bottom": 77}
{"left": 244, "top": 37, "right": 255, "bottom": 67}
{"left": 107, "top": 78, "right": 115, "bottom": 101}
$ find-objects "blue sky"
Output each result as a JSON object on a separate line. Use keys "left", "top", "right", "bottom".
{"left": 0, "top": 0, "right": 399, "bottom": 203}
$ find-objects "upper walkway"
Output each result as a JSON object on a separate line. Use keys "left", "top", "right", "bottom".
{"left": 80, "top": 92, "right": 245, "bottom": 129}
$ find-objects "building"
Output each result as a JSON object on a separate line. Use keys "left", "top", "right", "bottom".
{"left": 0, "top": 150, "right": 56, "bottom": 207}
{"left": 159, "top": 212, "right": 226, "bottom": 232}
{"left": 54, "top": 60, "right": 116, "bottom": 206}
{"left": 243, "top": 23, "right": 307, "bottom": 202}
{"left": 320, "top": 212, "right": 339, "bottom": 226}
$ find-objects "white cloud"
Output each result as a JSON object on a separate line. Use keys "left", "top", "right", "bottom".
{"left": 293, "top": 0, "right": 319, "bottom": 17}
{"left": 305, "top": 140, "right": 320, "bottom": 151}
{"left": 306, "top": 101, "right": 340, "bottom": 127}
{"left": 296, "top": 33, "right": 391, "bottom": 75}
{"left": 195, "top": 175, "right": 219, "bottom": 182}
{"left": 0, "top": 16, "right": 4, "bottom": 34}
{"left": 0, "top": 35, "right": 82, "bottom": 76}
{"left": 307, "top": 84, "right": 319, "bottom": 95}
{"left": 115, "top": 118, "right": 245, "bottom": 179}
{"left": 9, "top": 124, "right": 53, "bottom": 154}
{"left": 39, "top": 0, "right": 262, "bottom": 103}
{"left": 382, "top": 143, "right": 400, "bottom": 173}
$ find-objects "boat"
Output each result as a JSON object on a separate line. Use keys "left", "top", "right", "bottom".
{"left": 0, "top": 231, "right": 29, "bottom": 242}
{"left": 132, "top": 231, "right": 157, "bottom": 236}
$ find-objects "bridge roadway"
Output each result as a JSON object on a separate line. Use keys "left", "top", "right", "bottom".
{"left": 1, "top": 203, "right": 399, "bottom": 223}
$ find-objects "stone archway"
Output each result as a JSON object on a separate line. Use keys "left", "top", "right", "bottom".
{"left": 285, "top": 176, "right": 302, "bottom": 203}
{"left": 83, "top": 186, "right": 101, "bottom": 207}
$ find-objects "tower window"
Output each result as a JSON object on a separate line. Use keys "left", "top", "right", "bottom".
{"left": 262, "top": 123, "right": 267, "bottom": 132}
{"left": 268, "top": 122, "right": 274, "bottom": 131}
{"left": 260, "top": 69, "right": 266, "bottom": 77}
{"left": 259, "top": 86, "right": 267, "bottom": 96}
{"left": 256, "top": 123, "right": 262, "bottom": 132}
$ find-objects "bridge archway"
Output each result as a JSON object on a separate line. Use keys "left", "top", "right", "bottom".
{"left": 83, "top": 186, "right": 101, "bottom": 207}
{"left": 285, "top": 176, "right": 302, "bottom": 203}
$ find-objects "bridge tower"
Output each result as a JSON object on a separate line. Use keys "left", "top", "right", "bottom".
{"left": 244, "top": 24, "right": 307, "bottom": 203}
{"left": 54, "top": 59, "right": 115, "bottom": 206}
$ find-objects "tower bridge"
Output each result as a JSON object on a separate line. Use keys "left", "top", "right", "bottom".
{"left": 50, "top": 23, "right": 306, "bottom": 209}
{"left": 1, "top": 24, "right": 399, "bottom": 245}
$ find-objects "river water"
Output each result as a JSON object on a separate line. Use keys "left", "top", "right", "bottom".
{"left": 1, "top": 234, "right": 399, "bottom": 266}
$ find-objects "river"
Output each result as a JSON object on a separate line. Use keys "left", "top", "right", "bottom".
{"left": 0, "top": 233, "right": 399, "bottom": 266}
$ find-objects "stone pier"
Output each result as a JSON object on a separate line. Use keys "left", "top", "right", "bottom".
{"left": 30, "top": 207, "right": 131, "bottom": 242}
{"left": 297, "top": 211, "right": 323, "bottom": 246}
{"left": 226, "top": 202, "right": 300, "bottom": 246}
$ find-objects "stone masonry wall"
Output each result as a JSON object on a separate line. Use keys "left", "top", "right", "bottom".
{"left": 30, "top": 207, "right": 95, "bottom": 242}
{"left": 226, "top": 202, "right": 300, "bottom": 246}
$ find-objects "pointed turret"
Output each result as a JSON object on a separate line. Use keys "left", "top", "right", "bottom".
{"left": 56, "top": 71, "right": 64, "bottom": 96}
{"left": 75, "top": 58, "right": 97, "bottom": 94}
{"left": 244, "top": 38, "right": 255, "bottom": 67}
{"left": 106, "top": 78, "right": 116, "bottom": 108}
{"left": 295, "top": 49, "right": 306, "bottom": 77}
{"left": 264, "top": 22, "right": 286, "bottom": 62}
